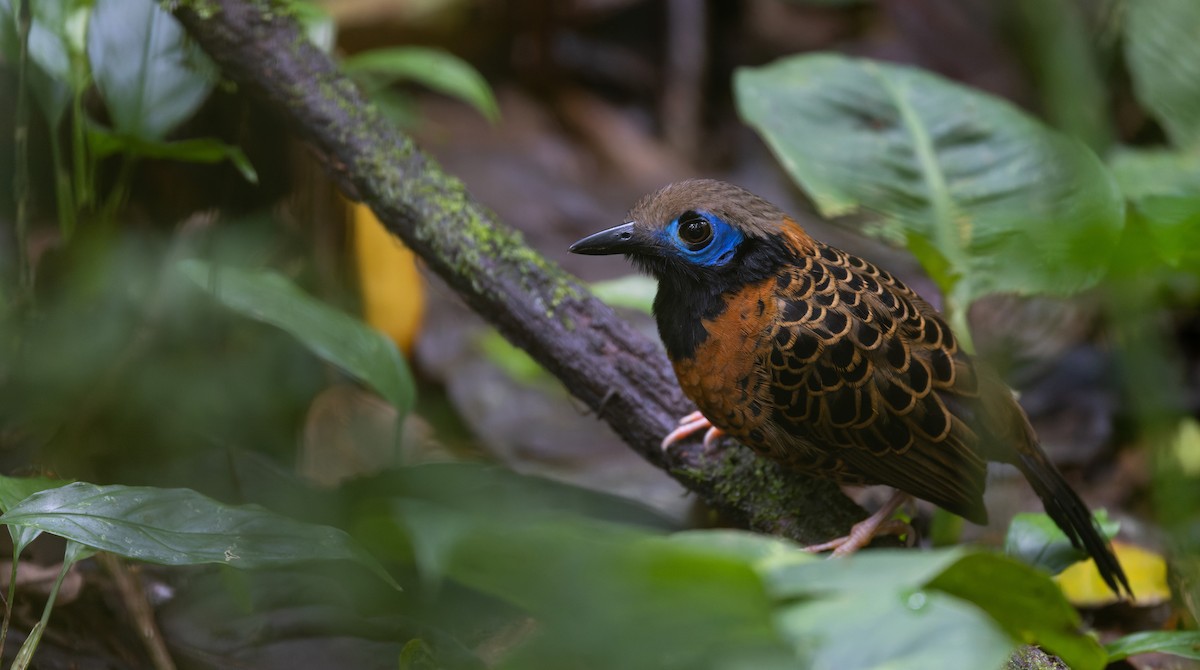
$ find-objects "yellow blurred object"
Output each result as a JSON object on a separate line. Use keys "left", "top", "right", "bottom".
{"left": 350, "top": 200, "right": 425, "bottom": 355}
{"left": 1056, "top": 541, "right": 1171, "bottom": 607}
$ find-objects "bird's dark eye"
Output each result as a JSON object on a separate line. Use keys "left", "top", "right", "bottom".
{"left": 677, "top": 211, "right": 713, "bottom": 249}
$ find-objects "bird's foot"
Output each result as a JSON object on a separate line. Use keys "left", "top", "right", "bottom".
{"left": 661, "top": 410, "right": 725, "bottom": 452}
{"left": 803, "top": 492, "right": 913, "bottom": 557}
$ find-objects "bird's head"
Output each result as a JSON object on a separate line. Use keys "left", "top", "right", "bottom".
{"left": 569, "top": 180, "right": 813, "bottom": 288}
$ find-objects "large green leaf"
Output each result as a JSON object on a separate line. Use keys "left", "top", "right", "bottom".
{"left": 735, "top": 54, "right": 1125, "bottom": 308}
{"left": 0, "top": 482, "right": 396, "bottom": 587}
{"left": 343, "top": 47, "right": 499, "bottom": 123}
{"left": 87, "top": 0, "right": 217, "bottom": 140}
{"left": 774, "top": 589, "right": 1012, "bottom": 670}
{"left": 729, "top": 541, "right": 1100, "bottom": 670}
{"left": 361, "top": 471, "right": 1085, "bottom": 670}
{"left": 759, "top": 547, "right": 969, "bottom": 599}
{"left": 1124, "top": 0, "right": 1200, "bottom": 149}
{"left": 179, "top": 260, "right": 415, "bottom": 415}
{"left": 370, "top": 506, "right": 794, "bottom": 670}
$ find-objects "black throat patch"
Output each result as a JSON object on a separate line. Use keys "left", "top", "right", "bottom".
{"left": 649, "top": 239, "right": 791, "bottom": 361}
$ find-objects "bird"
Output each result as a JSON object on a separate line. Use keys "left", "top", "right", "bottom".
{"left": 569, "top": 179, "right": 1130, "bottom": 597}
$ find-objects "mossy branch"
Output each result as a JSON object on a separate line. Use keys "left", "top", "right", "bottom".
{"left": 170, "top": 0, "right": 867, "bottom": 542}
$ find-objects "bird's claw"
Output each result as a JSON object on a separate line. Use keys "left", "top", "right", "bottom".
{"left": 661, "top": 410, "right": 725, "bottom": 452}
{"left": 802, "top": 492, "right": 913, "bottom": 557}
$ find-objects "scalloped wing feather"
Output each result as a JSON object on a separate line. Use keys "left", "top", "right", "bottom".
{"left": 760, "top": 245, "right": 990, "bottom": 523}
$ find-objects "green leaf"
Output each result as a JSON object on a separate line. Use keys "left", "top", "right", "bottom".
{"left": 88, "top": 128, "right": 258, "bottom": 183}
{"left": 761, "top": 547, "right": 968, "bottom": 599}
{"left": 10, "top": 621, "right": 44, "bottom": 670}
{"left": 87, "top": 0, "right": 217, "bottom": 141}
{"left": 0, "top": 475, "right": 69, "bottom": 554}
{"left": 1108, "top": 148, "right": 1200, "bottom": 270}
{"left": 477, "top": 330, "right": 551, "bottom": 386}
{"left": 423, "top": 517, "right": 793, "bottom": 669}
{"left": 1004, "top": 510, "right": 1118, "bottom": 576}
{"left": 668, "top": 530, "right": 816, "bottom": 571}
{"left": 287, "top": 0, "right": 335, "bottom": 53}
{"left": 1109, "top": 148, "right": 1200, "bottom": 199}
{"left": 1124, "top": 0, "right": 1200, "bottom": 149}
{"left": 0, "top": 482, "right": 397, "bottom": 587}
{"left": 774, "top": 589, "right": 1013, "bottom": 670}
{"left": 1105, "top": 631, "right": 1200, "bottom": 662}
{"left": 0, "top": 0, "right": 86, "bottom": 124}
{"left": 343, "top": 47, "right": 499, "bottom": 123}
{"left": 929, "top": 553, "right": 1106, "bottom": 670}
{"left": 179, "top": 260, "right": 415, "bottom": 415}
{"left": 359, "top": 467, "right": 1085, "bottom": 670}
{"left": 590, "top": 275, "right": 657, "bottom": 314}
{"left": 735, "top": 54, "right": 1125, "bottom": 306}
{"left": 1128, "top": 195, "right": 1200, "bottom": 269}
{"left": 0, "top": 475, "right": 68, "bottom": 512}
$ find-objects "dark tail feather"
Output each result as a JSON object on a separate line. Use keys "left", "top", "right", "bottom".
{"left": 1015, "top": 452, "right": 1132, "bottom": 598}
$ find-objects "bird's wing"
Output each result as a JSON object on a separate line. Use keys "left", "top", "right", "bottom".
{"left": 763, "top": 248, "right": 989, "bottom": 523}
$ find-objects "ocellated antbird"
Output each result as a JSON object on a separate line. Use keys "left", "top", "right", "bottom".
{"left": 570, "top": 179, "right": 1130, "bottom": 597}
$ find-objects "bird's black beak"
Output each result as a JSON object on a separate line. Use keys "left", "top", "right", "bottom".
{"left": 569, "top": 221, "right": 639, "bottom": 256}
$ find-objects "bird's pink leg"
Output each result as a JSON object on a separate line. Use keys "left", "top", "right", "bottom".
{"left": 803, "top": 490, "right": 913, "bottom": 557}
{"left": 660, "top": 410, "right": 726, "bottom": 451}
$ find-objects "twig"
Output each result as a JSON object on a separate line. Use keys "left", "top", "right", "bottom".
{"left": 98, "top": 554, "right": 176, "bottom": 670}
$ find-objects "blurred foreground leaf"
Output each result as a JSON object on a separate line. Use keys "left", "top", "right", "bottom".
{"left": 930, "top": 553, "right": 1106, "bottom": 670}
{"left": 736, "top": 54, "right": 1124, "bottom": 322}
{"left": 0, "top": 482, "right": 397, "bottom": 587}
{"left": 354, "top": 466, "right": 1115, "bottom": 670}
{"left": 179, "top": 260, "right": 415, "bottom": 416}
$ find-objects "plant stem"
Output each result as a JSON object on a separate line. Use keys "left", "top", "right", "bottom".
{"left": 0, "top": 556, "right": 18, "bottom": 661}
{"left": 48, "top": 125, "right": 77, "bottom": 238}
{"left": 99, "top": 156, "right": 137, "bottom": 225}
{"left": 944, "top": 286, "right": 977, "bottom": 355}
{"left": 13, "top": 0, "right": 32, "bottom": 294}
